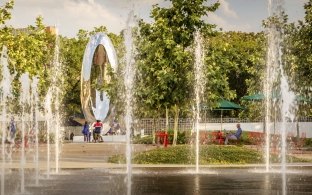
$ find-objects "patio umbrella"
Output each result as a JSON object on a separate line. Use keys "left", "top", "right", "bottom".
{"left": 242, "top": 92, "right": 310, "bottom": 102}
{"left": 213, "top": 99, "right": 244, "bottom": 131}
{"left": 241, "top": 92, "right": 310, "bottom": 134}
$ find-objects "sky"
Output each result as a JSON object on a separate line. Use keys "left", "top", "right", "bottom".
{"left": 3, "top": 0, "right": 309, "bottom": 37}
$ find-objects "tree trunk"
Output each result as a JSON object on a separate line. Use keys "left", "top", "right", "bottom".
{"left": 173, "top": 104, "right": 179, "bottom": 146}
{"left": 296, "top": 121, "right": 300, "bottom": 142}
{"left": 165, "top": 106, "right": 169, "bottom": 133}
{"left": 152, "top": 117, "right": 156, "bottom": 144}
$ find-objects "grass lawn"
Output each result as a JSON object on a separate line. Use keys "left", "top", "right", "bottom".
{"left": 109, "top": 145, "right": 260, "bottom": 164}
{"left": 108, "top": 145, "right": 311, "bottom": 165}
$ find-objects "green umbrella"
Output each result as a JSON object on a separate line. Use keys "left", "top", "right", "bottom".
{"left": 241, "top": 92, "right": 310, "bottom": 134}
{"left": 214, "top": 99, "right": 244, "bottom": 110}
{"left": 213, "top": 99, "right": 244, "bottom": 131}
{"left": 241, "top": 93, "right": 265, "bottom": 101}
{"left": 242, "top": 92, "right": 310, "bottom": 102}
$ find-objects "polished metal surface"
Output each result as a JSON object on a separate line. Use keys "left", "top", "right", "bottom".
{"left": 81, "top": 33, "right": 118, "bottom": 123}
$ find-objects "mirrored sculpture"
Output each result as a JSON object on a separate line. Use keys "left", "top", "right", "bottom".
{"left": 81, "top": 33, "right": 118, "bottom": 122}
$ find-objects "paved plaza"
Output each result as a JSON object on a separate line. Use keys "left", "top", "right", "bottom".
{"left": 1, "top": 143, "right": 312, "bottom": 194}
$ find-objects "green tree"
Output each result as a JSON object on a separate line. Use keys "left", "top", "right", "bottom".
{"left": 0, "top": 0, "right": 14, "bottom": 25}
{"left": 136, "top": 0, "right": 219, "bottom": 145}
{"left": 0, "top": 0, "right": 14, "bottom": 50}
{"left": 0, "top": 15, "right": 56, "bottom": 114}
{"left": 205, "top": 31, "right": 266, "bottom": 119}
{"left": 287, "top": 1, "right": 312, "bottom": 94}
{"left": 281, "top": 0, "right": 312, "bottom": 122}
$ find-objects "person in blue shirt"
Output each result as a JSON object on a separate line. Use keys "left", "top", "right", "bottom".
{"left": 225, "top": 123, "right": 242, "bottom": 145}
{"left": 82, "top": 121, "right": 90, "bottom": 142}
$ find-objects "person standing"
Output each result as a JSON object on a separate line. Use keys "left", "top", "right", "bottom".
{"left": 9, "top": 117, "right": 17, "bottom": 143}
{"left": 225, "top": 123, "right": 242, "bottom": 145}
{"left": 82, "top": 122, "right": 90, "bottom": 142}
{"left": 70, "top": 132, "right": 75, "bottom": 142}
{"left": 88, "top": 128, "right": 92, "bottom": 143}
{"left": 93, "top": 120, "right": 103, "bottom": 142}
{"left": 112, "top": 119, "right": 120, "bottom": 135}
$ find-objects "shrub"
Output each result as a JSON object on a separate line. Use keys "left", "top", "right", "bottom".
{"left": 167, "top": 129, "right": 190, "bottom": 144}
{"left": 108, "top": 145, "right": 264, "bottom": 164}
{"left": 305, "top": 138, "right": 312, "bottom": 147}
{"left": 132, "top": 136, "right": 153, "bottom": 144}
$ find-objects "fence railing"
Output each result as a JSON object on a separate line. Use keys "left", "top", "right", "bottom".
{"left": 131, "top": 117, "right": 312, "bottom": 136}
{"left": 19, "top": 116, "right": 311, "bottom": 139}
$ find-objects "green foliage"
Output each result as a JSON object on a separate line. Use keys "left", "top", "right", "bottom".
{"left": 108, "top": 145, "right": 263, "bottom": 164}
{"left": 109, "top": 144, "right": 311, "bottom": 164}
{"left": 0, "top": 0, "right": 14, "bottom": 25}
{"left": 0, "top": 15, "right": 57, "bottom": 114}
{"left": 136, "top": 0, "right": 219, "bottom": 117}
{"left": 167, "top": 130, "right": 190, "bottom": 144}
{"left": 305, "top": 138, "right": 312, "bottom": 147}
{"left": 270, "top": 153, "right": 310, "bottom": 163}
{"left": 199, "top": 145, "right": 262, "bottom": 164}
{"left": 205, "top": 31, "right": 266, "bottom": 118}
{"left": 136, "top": 0, "right": 220, "bottom": 145}
{"left": 132, "top": 136, "right": 153, "bottom": 144}
{"left": 284, "top": 0, "right": 312, "bottom": 102}
{"left": 59, "top": 35, "right": 87, "bottom": 118}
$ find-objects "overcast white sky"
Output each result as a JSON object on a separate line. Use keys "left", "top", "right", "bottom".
{"left": 3, "top": 0, "right": 308, "bottom": 37}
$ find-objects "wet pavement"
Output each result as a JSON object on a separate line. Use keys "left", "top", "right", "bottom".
{"left": 1, "top": 143, "right": 312, "bottom": 194}
{"left": 2, "top": 167, "right": 312, "bottom": 195}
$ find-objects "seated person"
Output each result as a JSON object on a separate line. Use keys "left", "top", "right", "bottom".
{"left": 225, "top": 123, "right": 242, "bottom": 145}
{"left": 106, "top": 127, "right": 114, "bottom": 135}
{"left": 109, "top": 119, "right": 120, "bottom": 135}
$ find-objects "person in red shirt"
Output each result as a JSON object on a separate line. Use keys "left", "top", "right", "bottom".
{"left": 93, "top": 120, "right": 103, "bottom": 142}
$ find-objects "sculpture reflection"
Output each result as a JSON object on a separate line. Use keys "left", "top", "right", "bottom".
{"left": 81, "top": 33, "right": 117, "bottom": 123}
{"left": 91, "top": 44, "right": 107, "bottom": 105}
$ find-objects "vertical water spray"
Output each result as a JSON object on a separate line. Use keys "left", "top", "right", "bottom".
{"left": 19, "top": 73, "right": 31, "bottom": 194}
{"left": 266, "top": 0, "right": 296, "bottom": 194}
{"left": 0, "top": 46, "right": 14, "bottom": 195}
{"left": 265, "top": 0, "right": 278, "bottom": 171}
{"left": 53, "top": 28, "right": 62, "bottom": 174}
{"left": 44, "top": 89, "right": 52, "bottom": 179}
{"left": 44, "top": 28, "right": 63, "bottom": 176}
{"left": 194, "top": 31, "right": 205, "bottom": 173}
{"left": 265, "top": 0, "right": 283, "bottom": 172}
{"left": 124, "top": 10, "right": 136, "bottom": 195}
{"left": 31, "top": 77, "right": 40, "bottom": 186}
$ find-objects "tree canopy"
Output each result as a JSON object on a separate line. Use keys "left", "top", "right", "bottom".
{"left": 1, "top": 0, "right": 312, "bottom": 123}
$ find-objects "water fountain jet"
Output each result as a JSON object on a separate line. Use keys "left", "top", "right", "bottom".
{"left": 124, "top": 10, "right": 136, "bottom": 195}
{"left": 193, "top": 31, "right": 205, "bottom": 173}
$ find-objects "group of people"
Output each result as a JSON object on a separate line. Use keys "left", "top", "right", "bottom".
{"left": 81, "top": 119, "right": 122, "bottom": 143}
{"left": 81, "top": 120, "right": 104, "bottom": 143}
{"left": 81, "top": 120, "right": 242, "bottom": 144}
